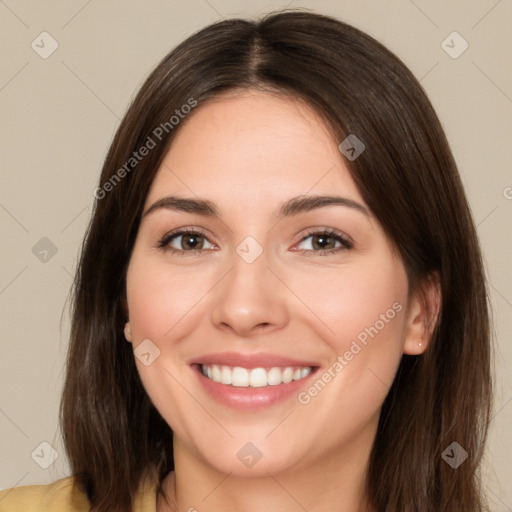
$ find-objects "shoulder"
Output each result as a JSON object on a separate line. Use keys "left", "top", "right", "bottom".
{"left": 0, "top": 476, "right": 90, "bottom": 512}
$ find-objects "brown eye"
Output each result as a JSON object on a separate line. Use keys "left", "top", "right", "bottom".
{"left": 310, "top": 233, "right": 337, "bottom": 250}
{"left": 159, "top": 229, "right": 215, "bottom": 254}
{"left": 295, "top": 230, "right": 353, "bottom": 255}
{"left": 180, "top": 233, "right": 205, "bottom": 250}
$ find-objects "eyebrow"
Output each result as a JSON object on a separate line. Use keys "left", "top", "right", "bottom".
{"left": 142, "top": 194, "right": 370, "bottom": 220}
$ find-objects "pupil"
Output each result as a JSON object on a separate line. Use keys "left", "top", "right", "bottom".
{"left": 314, "top": 235, "right": 332, "bottom": 250}
{"left": 184, "top": 235, "right": 201, "bottom": 249}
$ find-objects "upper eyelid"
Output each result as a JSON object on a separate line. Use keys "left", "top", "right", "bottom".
{"left": 299, "top": 228, "right": 353, "bottom": 245}
{"left": 160, "top": 227, "right": 215, "bottom": 246}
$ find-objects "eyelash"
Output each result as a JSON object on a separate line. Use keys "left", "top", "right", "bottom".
{"left": 295, "top": 228, "right": 354, "bottom": 256}
{"left": 157, "top": 227, "right": 353, "bottom": 257}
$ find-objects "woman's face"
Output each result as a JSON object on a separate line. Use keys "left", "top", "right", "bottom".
{"left": 125, "top": 90, "right": 422, "bottom": 477}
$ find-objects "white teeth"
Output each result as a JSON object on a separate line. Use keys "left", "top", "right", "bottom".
{"left": 221, "top": 365, "right": 232, "bottom": 385}
{"left": 249, "top": 368, "right": 267, "bottom": 388}
{"left": 211, "top": 365, "right": 221, "bottom": 383}
{"left": 301, "top": 367, "right": 312, "bottom": 378}
{"left": 282, "top": 367, "right": 293, "bottom": 383}
{"left": 267, "top": 367, "right": 282, "bottom": 386}
{"left": 232, "top": 367, "right": 249, "bottom": 387}
{"left": 200, "top": 364, "right": 314, "bottom": 387}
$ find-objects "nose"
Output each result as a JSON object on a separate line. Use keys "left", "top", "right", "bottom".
{"left": 210, "top": 245, "right": 289, "bottom": 338}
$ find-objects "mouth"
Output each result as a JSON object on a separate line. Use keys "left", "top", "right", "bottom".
{"left": 199, "top": 363, "right": 314, "bottom": 387}
{"left": 189, "top": 353, "right": 320, "bottom": 410}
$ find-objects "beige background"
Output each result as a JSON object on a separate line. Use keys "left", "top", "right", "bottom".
{"left": 0, "top": 0, "right": 511, "bottom": 509}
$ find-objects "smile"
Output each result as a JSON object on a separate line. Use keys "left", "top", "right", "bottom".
{"left": 201, "top": 364, "right": 313, "bottom": 387}
{"left": 190, "top": 352, "right": 320, "bottom": 409}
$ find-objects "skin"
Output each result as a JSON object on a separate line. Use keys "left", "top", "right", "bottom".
{"left": 124, "top": 90, "right": 435, "bottom": 512}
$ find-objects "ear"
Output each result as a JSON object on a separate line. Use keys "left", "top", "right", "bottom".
{"left": 403, "top": 271, "right": 441, "bottom": 355}
{"left": 124, "top": 321, "right": 133, "bottom": 343}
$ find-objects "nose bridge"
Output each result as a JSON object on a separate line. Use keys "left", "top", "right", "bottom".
{"left": 210, "top": 236, "right": 287, "bottom": 335}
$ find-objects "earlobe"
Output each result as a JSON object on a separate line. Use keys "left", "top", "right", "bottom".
{"left": 124, "top": 322, "right": 133, "bottom": 343}
{"left": 403, "top": 297, "right": 427, "bottom": 355}
{"left": 403, "top": 272, "right": 441, "bottom": 356}
{"left": 406, "top": 338, "right": 424, "bottom": 355}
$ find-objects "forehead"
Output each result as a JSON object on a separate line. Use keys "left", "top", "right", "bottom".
{"left": 145, "top": 90, "right": 364, "bottom": 210}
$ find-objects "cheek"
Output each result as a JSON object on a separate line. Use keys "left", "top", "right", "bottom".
{"left": 126, "top": 256, "right": 209, "bottom": 340}
{"left": 287, "top": 264, "right": 408, "bottom": 448}
{"left": 125, "top": 257, "right": 209, "bottom": 435}
{"left": 288, "top": 258, "right": 408, "bottom": 389}
{"left": 290, "top": 258, "right": 407, "bottom": 340}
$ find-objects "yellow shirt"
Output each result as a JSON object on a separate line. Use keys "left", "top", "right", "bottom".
{"left": 0, "top": 475, "right": 157, "bottom": 511}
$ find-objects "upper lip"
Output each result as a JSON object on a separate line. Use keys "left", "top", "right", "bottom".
{"left": 189, "top": 352, "right": 319, "bottom": 369}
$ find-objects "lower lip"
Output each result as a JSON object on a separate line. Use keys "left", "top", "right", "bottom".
{"left": 192, "top": 364, "right": 318, "bottom": 410}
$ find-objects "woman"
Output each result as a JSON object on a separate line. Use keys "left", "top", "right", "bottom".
{"left": 0, "top": 10, "right": 492, "bottom": 512}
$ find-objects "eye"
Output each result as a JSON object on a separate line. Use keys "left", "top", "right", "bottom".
{"left": 157, "top": 227, "right": 353, "bottom": 256}
{"left": 294, "top": 229, "right": 353, "bottom": 256}
{"left": 158, "top": 228, "right": 215, "bottom": 255}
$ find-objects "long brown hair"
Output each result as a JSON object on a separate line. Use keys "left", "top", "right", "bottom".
{"left": 60, "top": 10, "right": 493, "bottom": 512}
